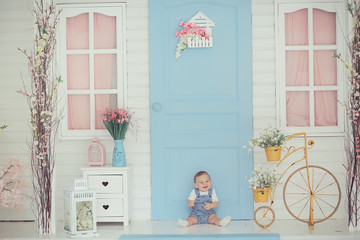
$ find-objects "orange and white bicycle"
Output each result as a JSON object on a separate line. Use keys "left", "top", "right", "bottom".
{"left": 254, "top": 132, "right": 341, "bottom": 229}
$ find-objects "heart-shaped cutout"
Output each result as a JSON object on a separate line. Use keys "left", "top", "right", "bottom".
{"left": 102, "top": 181, "right": 108, "bottom": 187}
{"left": 103, "top": 205, "right": 109, "bottom": 210}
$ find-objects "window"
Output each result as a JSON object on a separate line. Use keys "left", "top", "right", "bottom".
{"left": 276, "top": 2, "right": 345, "bottom": 135}
{"left": 57, "top": 3, "right": 127, "bottom": 138}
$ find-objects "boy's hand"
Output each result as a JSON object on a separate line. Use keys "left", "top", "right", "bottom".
{"left": 204, "top": 202, "right": 213, "bottom": 210}
{"left": 187, "top": 199, "right": 195, "bottom": 207}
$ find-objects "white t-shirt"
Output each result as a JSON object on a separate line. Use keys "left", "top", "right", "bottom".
{"left": 188, "top": 188, "right": 219, "bottom": 202}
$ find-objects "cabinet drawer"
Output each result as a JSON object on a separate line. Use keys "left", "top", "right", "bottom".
{"left": 96, "top": 198, "right": 124, "bottom": 217}
{"left": 88, "top": 175, "right": 123, "bottom": 193}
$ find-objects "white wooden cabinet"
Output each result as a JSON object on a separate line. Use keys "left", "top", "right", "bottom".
{"left": 81, "top": 167, "right": 131, "bottom": 226}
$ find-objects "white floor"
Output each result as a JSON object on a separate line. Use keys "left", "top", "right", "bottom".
{"left": 0, "top": 219, "right": 359, "bottom": 240}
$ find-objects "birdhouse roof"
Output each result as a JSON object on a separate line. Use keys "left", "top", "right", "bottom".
{"left": 187, "top": 11, "right": 216, "bottom": 27}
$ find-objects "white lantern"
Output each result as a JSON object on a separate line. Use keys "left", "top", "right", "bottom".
{"left": 63, "top": 179, "right": 99, "bottom": 238}
{"left": 87, "top": 137, "right": 106, "bottom": 166}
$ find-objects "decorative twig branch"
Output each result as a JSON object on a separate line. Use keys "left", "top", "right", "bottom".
{"left": 17, "top": 0, "right": 62, "bottom": 234}
{"left": 334, "top": 0, "right": 360, "bottom": 228}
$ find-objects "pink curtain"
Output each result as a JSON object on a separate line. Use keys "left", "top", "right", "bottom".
{"left": 314, "top": 50, "right": 337, "bottom": 86}
{"left": 314, "top": 91, "right": 337, "bottom": 126}
{"left": 67, "top": 55, "right": 89, "bottom": 90}
{"left": 285, "top": 8, "right": 337, "bottom": 127}
{"left": 286, "top": 51, "right": 309, "bottom": 86}
{"left": 66, "top": 12, "right": 117, "bottom": 130}
{"left": 94, "top": 13, "right": 116, "bottom": 49}
{"left": 94, "top": 54, "right": 117, "bottom": 89}
{"left": 313, "top": 9, "right": 336, "bottom": 45}
{"left": 286, "top": 91, "right": 309, "bottom": 127}
{"left": 66, "top": 13, "right": 89, "bottom": 49}
{"left": 68, "top": 95, "right": 90, "bottom": 130}
{"left": 285, "top": 9, "right": 308, "bottom": 46}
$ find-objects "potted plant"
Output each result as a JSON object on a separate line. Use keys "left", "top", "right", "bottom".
{"left": 248, "top": 125, "right": 286, "bottom": 161}
{"left": 100, "top": 107, "right": 138, "bottom": 167}
{"left": 247, "top": 165, "right": 280, "bottom": 203}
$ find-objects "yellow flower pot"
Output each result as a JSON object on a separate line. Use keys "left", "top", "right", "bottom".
{"left": 252, "top": 187, "right": 270, "bottom": 203}
{"left": 265, "top": 146, "right": 282, "bottom": 162}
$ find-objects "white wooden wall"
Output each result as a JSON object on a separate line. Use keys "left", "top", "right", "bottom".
{"left": 53, "top": 0, "right": 152, "bottom": 221}
{"left": 252, "top": 0, "right": 346, "bottom": 220}
{"left": 0, "top": 0, "right": 152, "bottom": 221}
{"left": 0, "top": 0, "right": 35, "bottom": 220}
{"left": 0, "top": 0, "right": 346, "bottom": 222}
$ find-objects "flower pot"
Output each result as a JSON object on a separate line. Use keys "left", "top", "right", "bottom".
{"left": 112, "top": 140, "right": 126, "bottom": 167}
{"left": 265, "top": 146, "right": 282, "bottom": 162}
{"left": 252, "top": 188, "right": 270, "bottom": 203}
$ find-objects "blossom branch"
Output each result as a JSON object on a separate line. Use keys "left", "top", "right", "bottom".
{"left": 17, "top": 0, "right": 62, "bottom": 234}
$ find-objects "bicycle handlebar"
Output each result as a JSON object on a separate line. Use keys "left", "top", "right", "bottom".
{"left": 283, "top": 132, "right": 306, "bottom": 142}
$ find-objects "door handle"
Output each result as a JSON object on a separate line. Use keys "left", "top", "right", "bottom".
{"left": 152, "top": 103, "right": 162, "bottom": 112}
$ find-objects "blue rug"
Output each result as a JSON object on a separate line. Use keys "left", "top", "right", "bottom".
{"left": 120, "top": 233, "right": 280, "bottom": 240}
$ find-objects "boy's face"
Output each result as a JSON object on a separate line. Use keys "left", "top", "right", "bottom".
{"left": 194, "top": 173, "right": 212, "bottom": 192}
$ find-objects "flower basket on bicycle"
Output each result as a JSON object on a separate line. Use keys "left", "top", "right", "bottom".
{"left": 247, "top": 165, "right": 279, "bottom": 204}
{"left": 248, "top": 126, "right": 286, "bottom": 162}
{"left": 253, "top": 187, "right": 270, "bottom": 203}
{"left": 265, "top": 146, "right": 282, "bottom": 162}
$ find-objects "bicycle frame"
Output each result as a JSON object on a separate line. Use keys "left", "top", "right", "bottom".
{"left": 260, "top": 132, "right": 315, "bottom": 227}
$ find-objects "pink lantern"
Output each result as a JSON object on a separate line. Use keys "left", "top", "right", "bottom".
{"left": 87, "top": 137, "right": 106, "bottom": 166}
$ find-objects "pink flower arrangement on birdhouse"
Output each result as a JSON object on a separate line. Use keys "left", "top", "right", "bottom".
{"left": 175, "top": 21, "right": 209, "bottom": 59}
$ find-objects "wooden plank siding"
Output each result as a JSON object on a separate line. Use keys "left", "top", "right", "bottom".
{"left": 0, "top": 0, "right": 152, "bottom": 221}
{"left": 251, "top": 0, "right": 346, "bottom": 221}
{"left": 0, "top": 0, "right": 346, "bottom": 222}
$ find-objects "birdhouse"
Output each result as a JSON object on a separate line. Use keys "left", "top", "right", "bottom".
{"left": 87, "top": 137, "right": 106, "bottom": 166}
{"left": 186, "top": 11, "right": 216, "bottom": 48}
{"left": 63, "top": 178, "right": 98, "bottom": 238}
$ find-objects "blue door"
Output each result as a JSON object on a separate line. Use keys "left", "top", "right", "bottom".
{"left": 149, "top": 0, "right": 253, "bottom": 220}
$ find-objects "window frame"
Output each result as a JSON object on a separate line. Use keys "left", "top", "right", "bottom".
{"left": 57, "top": 3, "right": 127, "bottom": 139}
{"left": 275, "top": 1, "right": 346, "bottom": 136}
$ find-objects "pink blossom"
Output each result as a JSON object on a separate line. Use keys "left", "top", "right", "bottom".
{"left": 205, "top": 35, "right": 209, "bottom": 40}
{"left": 180, "top": 21, "right": 184, "bottom": 26}
{"left": 0, "top": 157, "right": 26, "bottom": 209}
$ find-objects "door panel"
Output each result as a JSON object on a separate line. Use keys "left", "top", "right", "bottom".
{"left": 150, "top": 0, "right": 253, "bottom": 220}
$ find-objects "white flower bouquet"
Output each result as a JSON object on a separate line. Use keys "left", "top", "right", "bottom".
{"left": 248, "top": 125, "right": 286, "bottom": 150}
{"left": 247, "top": 165, "right": 280, "bottom": 190}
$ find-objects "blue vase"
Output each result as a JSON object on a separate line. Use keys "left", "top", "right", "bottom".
{"left": 112, "top": 140, "right": 126, "bottom": 167}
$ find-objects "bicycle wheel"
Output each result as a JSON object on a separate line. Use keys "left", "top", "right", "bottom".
{"left": 283, "top": 165, "right": 341, "bottom": 224}
{"left": 254, "top": 206, "right": 275, "bottom": 228}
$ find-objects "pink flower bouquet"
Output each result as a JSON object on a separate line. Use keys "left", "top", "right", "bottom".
{"left": 175, "top": 21, "right": 209, "bottom": 59}
{"left": 100, "top": 107, "right": 135, "bottom": 140}
{"left": 0, "top": 157, "right": 26, "bottom": 209}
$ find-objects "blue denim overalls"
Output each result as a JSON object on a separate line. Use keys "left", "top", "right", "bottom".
{"left": 189, "top": 188, "right": 216, "bottom": 224}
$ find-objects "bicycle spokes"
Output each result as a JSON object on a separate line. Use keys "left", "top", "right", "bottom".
{"left": 254, "top": 206, "right": 275, "bottom": 228}
{"left": 283, "top": 165, "right": 341, "bottom": 224}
